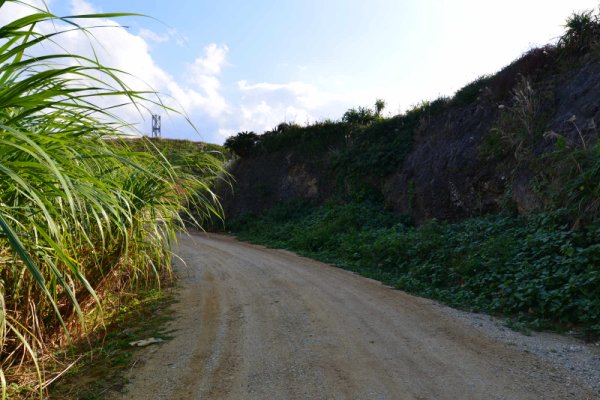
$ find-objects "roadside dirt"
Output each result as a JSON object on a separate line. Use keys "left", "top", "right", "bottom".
{"left": 113, "top": 233, "right": 597, "bottom": 399}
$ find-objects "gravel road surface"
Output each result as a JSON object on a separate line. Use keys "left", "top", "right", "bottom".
{"left": 114, "top": 233, "right": 597, "bottom": 399}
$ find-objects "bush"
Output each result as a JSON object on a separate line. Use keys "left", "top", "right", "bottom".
{"left": 451, "top": 75, "right": 492, "bottom": 107}
{"left": 342, "top": 106, "right": 377, "bottom": 125}
{"left": 558, "top": 9, "right": 600, "bottom": 53}
{"left": 224, "top": 131, "right": 259, "bottom": 157}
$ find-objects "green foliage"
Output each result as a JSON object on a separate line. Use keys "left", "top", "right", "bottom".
{"left": 342, "top": 106, "right": 377, "bottom": 125}
{"left": 451, "top": 75, "right": 492, "bottom": 107}
{"left": 342, "top": 99, "right": 388, "bottom": 124}
{"left": 252, "top": 120, "right": 347, "bottom": 156}
{"left": 374, "top": 98, "right": 386, "bottom": 117}
{"left": 535, "top": 137, "right": 600, "bottom": 226}
{"left": 404, "top": 97, "right": 450, "bottom": 121}
{"left": 480, "top": 75, "right": 552, "bottom": 163}
{"left": 0, "top": 2, "right": 223, "bottom": 396}
{"left": 558, "top": 9, "right": 600, "bottom": 53}
{"left": 123, "top": 138, "right": 227, "bottom": 226}
{"left": 333, "top": 115, "right": 414, "bottom": 182}
{"left": 332, "top": 98, "right": 453, "bottom": 195}
{"left": 231, "top": 202, "right": 600, "bottom": 337}
{"left": 224, "top": 131, "right": 259, "bottom": 157}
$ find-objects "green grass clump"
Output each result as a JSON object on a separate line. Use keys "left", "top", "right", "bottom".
{"left": 0, "top": 2, "right": 223, "bottom": 397}
{"left": 230, "top": 202, "right": 600, "bottom": 337}
{"left": 558, "top": 8, "right": 600, "bottom": 54}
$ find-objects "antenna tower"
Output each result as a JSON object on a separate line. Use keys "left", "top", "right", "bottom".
{"left": 151, "top": 114, "right": 161, "bottom": 138}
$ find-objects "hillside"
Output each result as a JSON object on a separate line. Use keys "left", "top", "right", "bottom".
{"left": 123, "top": 137, "right": 228, "bottom": 175}
{"left": 218, "top": 10, "right": 600, "bottom": 336}
{"left": 219, "top": 11, "right": 600, "bottom": 225}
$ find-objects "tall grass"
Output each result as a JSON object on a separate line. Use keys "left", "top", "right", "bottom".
{"left": 0, "top": 1, "right": 223, "bottom": 397}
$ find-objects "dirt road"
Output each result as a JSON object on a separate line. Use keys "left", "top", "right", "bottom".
{"left": 115, "top": 233, "right": 595, "bottom": 399}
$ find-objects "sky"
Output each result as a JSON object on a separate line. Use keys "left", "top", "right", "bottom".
{"left": 2, "top": 0, "right": 599, "bottom": 144}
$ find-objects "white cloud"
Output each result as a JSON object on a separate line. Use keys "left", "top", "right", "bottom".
{"left": 2, "top": 0, "right": 231, "bottom": 138}
{"left": 230, "top": 94, "right": 317, "bottom": 135}
{"left": 137, "top": 27, "right": 188, "bottom": 47}
{"left": 238, "top": 80, "right": 336, "bottom": 110}
{"left": 183, "top": 44, "right": 230, "bottom": 117}
{"left": 217, "top": 128, "right": 236, "bottom": 139}
{"left": 238, "top": 101, "right": 287, "bottom": 133}
{"left": 0, "top": 0, "right": 50, "bottom": 25}
{"left": 190, "top": 44, "right": 228, "bottom": 76}
{"left": 0, "top": 0, "right": 364, "bottom": 143}
{"left": 138, "top": 28, "right": 170, "bottom": 44}
{"left": 168, "top": 28, "right": 188, "bottom": 47}
{"left": 70, "top": 0, "right": 97, "bottom": 14}
{"left": 280, "top": 106, "right": 312, "bottom": 127}
{"left": 223, "top": 78, "right": 360, "bottom": 136}
{"left": 241, "top": 101, "right": 272, "bottom": 122}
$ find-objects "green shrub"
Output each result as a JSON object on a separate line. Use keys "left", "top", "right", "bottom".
{"left": 451, "top": 75, "right": 492, "bottom": 107}
{"left": 536, "top": 138, "right": 600, "bottom": 226}
{"left": 558, "top": 9, "right": 600, "bottom": 53}
{"left": 224, "top": 131, "right": 259, "bottom": 157}
{"left": 342, "top": 106, "right": 377, "bottom": 125}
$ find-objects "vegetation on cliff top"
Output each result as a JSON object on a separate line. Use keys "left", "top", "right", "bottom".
{"left": 225, "top": 9, "right": 599, "bottom": 179}
{"left": 223, "top": 8, "right": 600, "bottom": 221}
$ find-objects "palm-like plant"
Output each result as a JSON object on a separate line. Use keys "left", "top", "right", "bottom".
{"left": 0, "top": 1, "right": 223, "bottom": 397}
{"left": 558, "top": 9, "right": 600, "bottom": 52}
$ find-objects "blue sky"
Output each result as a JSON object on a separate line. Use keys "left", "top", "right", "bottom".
{"left": 5, "top": 0, "right": 600, "bottom": 143}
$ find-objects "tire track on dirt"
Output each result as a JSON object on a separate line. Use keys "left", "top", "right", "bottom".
{"left": 114, "top": 233, "right": 596, "bottom": 400}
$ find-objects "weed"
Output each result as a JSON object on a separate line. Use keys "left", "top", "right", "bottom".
{"left": 488, "top": 75, "right": 542, "bottom": 161}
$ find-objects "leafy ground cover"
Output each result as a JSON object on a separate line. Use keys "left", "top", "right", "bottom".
{"left": 230, "top": 201, "right": 600, "bottom": 338}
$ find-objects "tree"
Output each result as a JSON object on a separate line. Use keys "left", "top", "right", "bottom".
{"left": 375, "top": 99, "right": 386, "bottom": 117}
{"left": 342, "top": 106, "right": 376, "bottom": 125}
{"left": 224, "top": 131, "right": 259, "bottom": 157}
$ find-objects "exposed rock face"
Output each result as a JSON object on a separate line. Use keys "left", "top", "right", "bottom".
{"left": 383, "top": 104, "right": 500, "bottom": 221}
{"left": 219, "top": 59, "right": 600, "bottom": 221}
{"left": 550, "top": 60, "right": 600, "bottom": 144}
{"left": 219, "top": 151, "right": 336, "bottom": 217}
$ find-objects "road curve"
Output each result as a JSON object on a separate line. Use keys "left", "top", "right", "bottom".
{"left": 115, "top": 233, "right": 594, "bottom": 399}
